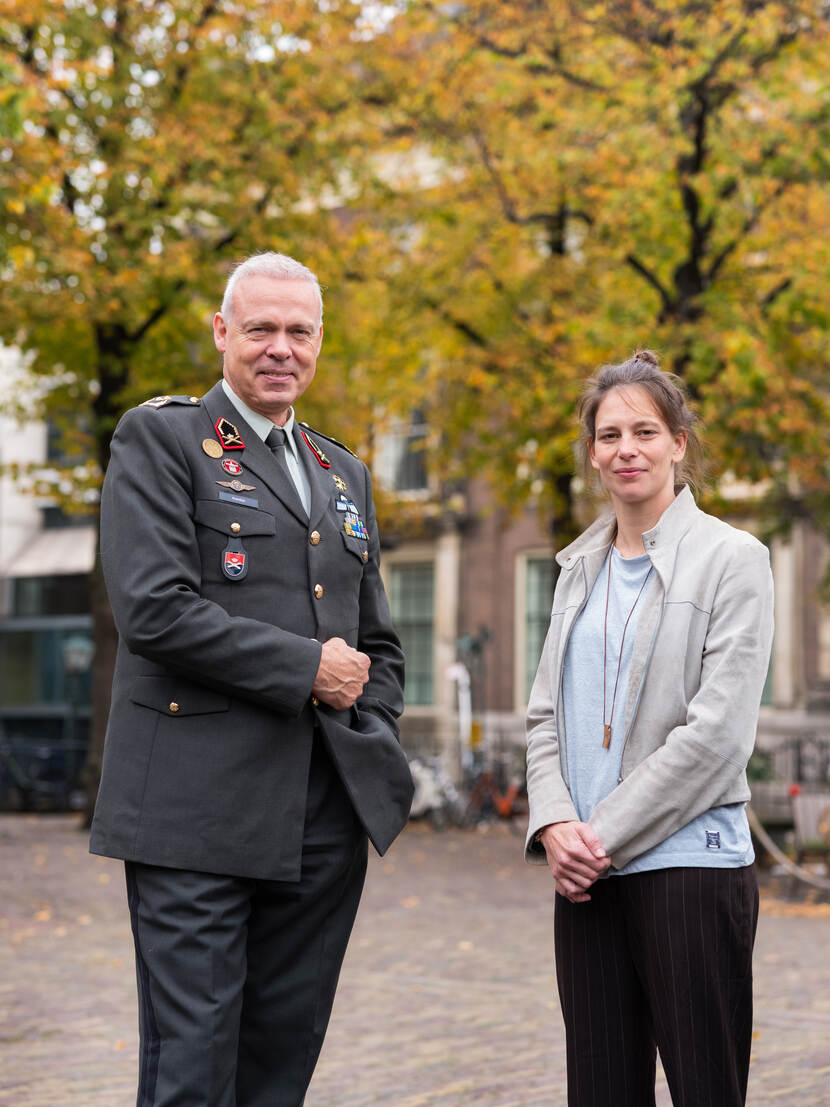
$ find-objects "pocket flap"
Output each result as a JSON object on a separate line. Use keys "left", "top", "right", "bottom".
{"left": 194, "top": 499, "right": 276, "bottom": 536}
{"left": 129, "top": 675, "right": 230, "bottom": 716}
{"left": 340, "top": 529, "right": 368, "bottom": 563}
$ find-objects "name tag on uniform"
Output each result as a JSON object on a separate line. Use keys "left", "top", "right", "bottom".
{"left": 218, "top": 491, "right": 259, "bottom": 509}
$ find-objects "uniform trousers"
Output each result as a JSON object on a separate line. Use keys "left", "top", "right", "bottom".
{"left": 554, "top": 865, "right": 758, "bottom": 1107}
{"left": 125, "top": 734, "right": 367, "bottom": 1107}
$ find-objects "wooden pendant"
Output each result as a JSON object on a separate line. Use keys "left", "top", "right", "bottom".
{"left": 603, "top": 724, "right": 612, "bottom": 749}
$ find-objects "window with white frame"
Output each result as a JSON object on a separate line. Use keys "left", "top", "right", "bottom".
{"left": 522, "top": 556, "right": 556, "bottom": 703}
{"left": 389, "top": 561, "right": 434, "bottom": 705}
{"left": 375, "top": 409, "right": 429, "bottom": 493}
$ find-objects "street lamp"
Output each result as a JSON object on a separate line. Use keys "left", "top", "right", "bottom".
{"left": 62, "top": 632, "right": 94, "bottom": 809}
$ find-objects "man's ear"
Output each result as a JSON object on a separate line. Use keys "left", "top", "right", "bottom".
{"left": 213, "top": 312, "right": 227, "bottom": 353}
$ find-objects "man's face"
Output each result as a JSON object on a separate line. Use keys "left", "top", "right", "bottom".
{"left": 213, "top": 275, "right": 323, "bottom": 423}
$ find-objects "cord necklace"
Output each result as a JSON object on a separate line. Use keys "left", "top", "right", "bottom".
{"left": 602, "top": 547, "right": 653, "bottom": 749}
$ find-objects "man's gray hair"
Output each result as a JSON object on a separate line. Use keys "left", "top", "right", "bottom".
{"left": 221, "top": 252, "right": 323, "bottom": 325}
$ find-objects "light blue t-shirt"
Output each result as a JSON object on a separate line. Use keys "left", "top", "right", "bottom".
{"left": 562, "top": 546, "right": 753, "bottom": 874}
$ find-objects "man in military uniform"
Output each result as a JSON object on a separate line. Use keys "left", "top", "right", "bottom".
{"left": 90, "top": 252, "right": 412, "bottom": 1106}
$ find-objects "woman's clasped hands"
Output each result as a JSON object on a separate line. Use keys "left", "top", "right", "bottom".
{"left": 538, "top": 821, "right": 610, "bottom": 903}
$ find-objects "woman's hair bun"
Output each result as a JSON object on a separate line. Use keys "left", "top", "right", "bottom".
{"left": 632, "top": 348, "right": 660, "bottom": 366}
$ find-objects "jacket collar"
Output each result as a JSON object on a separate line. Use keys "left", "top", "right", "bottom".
{"left": 294, "top": 423, "right": 339, "bottom": 531}
{"left": 201, "top": 381, "right": 308, "bottom": 525}
{"left": 557, "top": 485, "right": 699, "bottom": 572}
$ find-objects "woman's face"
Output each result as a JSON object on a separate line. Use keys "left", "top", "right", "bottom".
{"left": 588, "top": 385, "right": 687, "bottom": 516}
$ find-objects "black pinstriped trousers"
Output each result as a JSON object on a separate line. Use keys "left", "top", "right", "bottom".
{"left": 554, "top": 865, "right": 759, "bottom": 1107}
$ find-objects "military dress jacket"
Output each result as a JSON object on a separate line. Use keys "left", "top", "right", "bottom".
{"left": 89, "top": 381, "right": 412, "bottom": 882}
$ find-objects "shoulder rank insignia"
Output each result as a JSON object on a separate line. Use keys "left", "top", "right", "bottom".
{"left": 141, "top": 395, "right": 201, "bottom": 408}
{"left": 300, "top": 430, "right": 331, "bottom": 469}
{"left": 215, "top": 417, "right": 245, "bottom": 450}
{"left": 299, "top": 422, "right": 359, "bottom": 459}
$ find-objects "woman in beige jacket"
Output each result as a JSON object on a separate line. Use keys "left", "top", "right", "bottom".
{"left": 526, "top": 351, "right": 773, "bottom": 1107}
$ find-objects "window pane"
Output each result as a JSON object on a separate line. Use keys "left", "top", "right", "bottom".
{"left": 0, "top": 625, "right": 94, "bottom": 707}
{"left": 376, "top": 411, "right": 429, "bottom": 493}
{"left": 389, "top": 563, "right": 434, "bottom": 706}
{"left": 394, "top": 432, "right": 428, "bottom": 492}
{"left": 525, "top": 557, "right": 555, "bottom": 702}
{"left": 13, "top": 575, "right": 90, "bottom": 617}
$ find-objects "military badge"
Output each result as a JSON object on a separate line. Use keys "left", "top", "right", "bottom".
{"left": 221, "top": 458, "right": 243, "bottom": 476}
{"left": 214, "top": 417, "right": 245, "bottom": 450}
{"left": 223, "top": 550, "right": 247, "bottom": 578}
{"left": 301, "top": 430, "right": 331, "bottom": 469}
{"left": 332, "top": 474, "right": 347, "bottom": 492}
{"left": 216, "top": 480, "right": 256, "bottom": 493}
{"left": 221, "top": 538, "right": 249, "bottom": 580}
{"left": 202, "top": 438, "right": 223, "bottom": 459}
{"left": 142, "top": 395, "right": 172, "bottom": 408}
{"left": 344, "top": 515, "right": 369, "bottom": 540}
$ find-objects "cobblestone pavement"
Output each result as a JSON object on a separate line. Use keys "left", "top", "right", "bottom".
{"left": 1, "top": 814, "right": 828, "bottom": 1106}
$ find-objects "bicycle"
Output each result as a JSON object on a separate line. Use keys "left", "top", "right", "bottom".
{"left": 408, "top": 756, "right": 470, "bottom": 830}
{"left": 462, "top": 752, "right": 529, "bottom": 833}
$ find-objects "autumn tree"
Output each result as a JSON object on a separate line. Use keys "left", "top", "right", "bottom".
{"left": 0, "top": 0, "right": 407, "bottom": 812}
{"left": 346, "top": 0, "right": 830, "bottom": 542}
{"left": 3, "top": 0, "right": 830, "bottom": 810}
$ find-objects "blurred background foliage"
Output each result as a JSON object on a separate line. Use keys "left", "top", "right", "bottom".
{"left": 0, "top": 0, "right": 828, "bottom": 544}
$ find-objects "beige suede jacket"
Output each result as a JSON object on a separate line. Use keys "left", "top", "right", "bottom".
{"left": 525, "top": 486, "right": 774, "bottom": 870}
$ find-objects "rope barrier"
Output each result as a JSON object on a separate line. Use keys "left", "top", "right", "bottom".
{"left": 747, "top": 805, "right": 830, "bottom": 893}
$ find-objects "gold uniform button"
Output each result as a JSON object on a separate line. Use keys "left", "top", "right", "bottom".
{"left": 362, "top": 550, "right": 368, "bottom": 562}
{"left": 169, "top": 702, "right": 180, "bottom": 713}
{"left": 189, "top": 396, "right": 199, "bottom": 404}
{"left": 310, "top": 531, "right": 321, "bottom": 546}
{"left": 311, "top": 695, "right": 319, "bottom": 707}
{"left": 314, "top": 584, "right": 324, "bottom": 599}
{"left": 230, "top": 522, "right": 241, "bottom": 534}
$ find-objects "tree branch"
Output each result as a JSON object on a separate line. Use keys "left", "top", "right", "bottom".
{"left": 419, "top": 0, "right": 612, "bottom": 94}
{"left": 625, "top": 254, "right": 674, "bottom": 317}
{"left": 470, "top": 127, "right": 577, "bottom": 248}
{"left": 419, "top": 294, "right": 489, "bottom": 348}
{"left": 126, "top": 284, "right": 187, "bottom": 344}
{"left": 760, "top": 277, "right": 792, "bottom": 311}
{"left": 706, "top": 180, "right": 790, "bottom": 283}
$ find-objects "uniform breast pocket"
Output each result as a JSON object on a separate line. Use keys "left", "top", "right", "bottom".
{"left": 193, "top": 499, "right": 276, "bottom": 586}
{"left": 340, "top": 530, "right": 368, "bottom": 569}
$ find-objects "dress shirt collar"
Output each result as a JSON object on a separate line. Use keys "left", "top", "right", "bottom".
{"left": 221, "top": 379, "right": 298, "bottom": 448}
